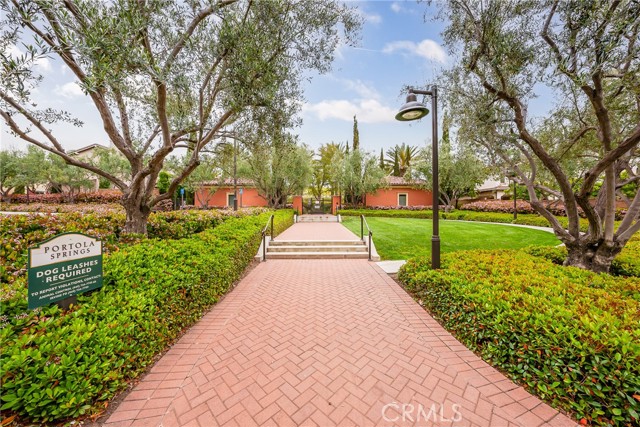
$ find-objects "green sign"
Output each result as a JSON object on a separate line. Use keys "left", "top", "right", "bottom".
{"left": 28, "top": 233, "right": 103, "bottom": 310}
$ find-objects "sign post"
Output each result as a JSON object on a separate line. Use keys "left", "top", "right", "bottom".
{"left": 28, "top": 233, "right": 103, "bottom": 310}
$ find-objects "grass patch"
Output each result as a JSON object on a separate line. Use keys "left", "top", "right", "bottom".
{"left": 341, "top": 216, "right": 559, "bottom": 260}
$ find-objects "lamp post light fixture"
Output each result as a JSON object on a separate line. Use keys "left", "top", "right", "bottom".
{"left": 507, "top": 170, "right": 518, "bottom": 220}
{"left": 395, "top": 86, "right": 440, "bottom": 269}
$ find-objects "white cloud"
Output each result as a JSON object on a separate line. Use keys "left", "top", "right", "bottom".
{"left": 35, "top": 57, "right": 52, "bottom": 72}
{"left": 356, "top": 7, "right": 382, "bottom": 25}
{"left": 366, "top": 13, "right": 382, "bottom": 24}
{"left": 390, "top": 2, "right": 403, "bottom": 13}
{"left": 54, "top": 81, "right": 84, "bottom": 98}
{"left": 303, "top": 99, "right": 396, "bottom": 124}
{"left": 4, "top": 44, "right": 52, "bottom": 73}
{"left": 383, "top": 39, "right": 447, "bottom": 64}
{"left": 338, "top": 78, "right": 380, "bottom": 100}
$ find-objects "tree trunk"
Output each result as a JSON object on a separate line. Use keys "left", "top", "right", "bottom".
{"left": 564, "top": 240, "right": 623, "bottom": 274}
{"left": 122, "top": 199, "right": 151, "bottom": 234}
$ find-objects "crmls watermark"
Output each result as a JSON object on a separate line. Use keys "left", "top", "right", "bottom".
{"left": 381, "top": 402, "right": 463, "bottom": 423}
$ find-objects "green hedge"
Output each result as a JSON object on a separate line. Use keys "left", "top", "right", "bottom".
{"left": 338, "top": 208, "right": 591, "bottom": 231}
{"left": 0, "top": 209, "right": 275, "bottom": 288}
{"left": 398, "top": 250, "right": 640, "bottom": 426}
{"left": 0, "top": 210, "right": 293, "bottom": 423}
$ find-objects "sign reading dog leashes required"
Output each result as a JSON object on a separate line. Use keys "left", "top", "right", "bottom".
{"left": 28, "top": 233, "right": 103, "bottom": 310}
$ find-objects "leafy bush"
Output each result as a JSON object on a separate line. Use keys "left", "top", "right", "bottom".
{"left": 398, "top": 250, "right": 640, "bottom": 426}
{"left": 461, "top": 199, "right": 538, "bottom": 214}
{"left": 339, "top": 207, "right": 589, "bottom": 230}
{"left": 339, "top": 208, "right": 434, "bottom": 219}
{"left": 0, "top": 202, "right": 124, "bottom": 213}
{"left": 7, "top": 190, "right": 124, "bottom": 204}
{"left": 461, "top": 199, "right": 628, "bottom": 220}
{"left": 0, "top": 210, "right": 293, "bottom": 423}
{"left": 0, "top": 208, "right": 275, "bottom": 287}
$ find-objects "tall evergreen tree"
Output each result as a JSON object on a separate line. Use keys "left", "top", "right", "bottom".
{"left": 352, "top": 115, "right": 360, "bottom": 151}
{"left": 393, "top": 151, "right": 400, "bottom": 177}
{"left": 379, "top": 148, "right": 385, "bottom": 170}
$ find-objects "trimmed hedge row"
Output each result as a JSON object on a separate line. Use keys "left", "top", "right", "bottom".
{"left": 339, "top": 208, "right": 590, "bottom": 231}
{"left": 0, "top": 209, "right": 272, "bottom": 288}
{"left": 462, "top": 199, "right": 628, "bottom": 220}
{"left": 5, "top": 190, "right": 124, "bottom": 204}
{"left": 0, "top": 209, "right": 294, "bottom": 423}
{"left": 398, "top": 250, "right": 640, "bottom": 426}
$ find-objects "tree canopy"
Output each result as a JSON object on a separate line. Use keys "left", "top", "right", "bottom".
{"left": 440, "top": 0, "right": 640, "bottom": 272}
{"left": 0, "top": 0, "right": 361, "bottom": 232}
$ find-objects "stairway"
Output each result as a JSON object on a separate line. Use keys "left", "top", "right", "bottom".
{"left": 265, "top": 239, "right": 369, "bottom": 259}
{"left": 296, "top": 214, "right": 339, "bottom": 223}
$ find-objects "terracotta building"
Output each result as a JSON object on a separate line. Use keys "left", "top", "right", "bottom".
{"left": 194, "top": 179, "right": 268, "bottom": 208}
{"left": 365, "top": 176, "right": 432, "bottom": 207}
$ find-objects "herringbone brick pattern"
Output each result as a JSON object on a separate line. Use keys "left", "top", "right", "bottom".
{"left": 105, "top": 257, "right": 576, "bottom": 426}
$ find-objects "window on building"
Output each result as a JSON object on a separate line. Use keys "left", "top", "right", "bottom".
{"left": 227, "top": 193, "right": 236, "bottom": 207}
{"left": 398, "top": 193, "right": 408, "bottom": 207}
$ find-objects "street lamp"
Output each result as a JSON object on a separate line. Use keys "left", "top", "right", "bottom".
{"left": 395, "top": 86, "right": 440, "bottom": 269}
{"left": 507, "top": 170, "right": 518, "bottom": 220}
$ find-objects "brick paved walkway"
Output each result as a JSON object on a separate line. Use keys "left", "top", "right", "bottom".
{"left": 276, "top": 222, "right": 360, "bottom": 241}
{"left": 104, "top": 225, "right": 576, "bottom": 427}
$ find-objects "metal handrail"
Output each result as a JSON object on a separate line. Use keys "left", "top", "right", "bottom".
{"left": 360, "top": 215, "right": 373, "bottom": 261}
{"left": 261, "top": 214, "right": 274, "bottom": 262}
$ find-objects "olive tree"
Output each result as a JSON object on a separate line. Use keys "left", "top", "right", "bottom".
{"left": 440, "top": 0, "right": 640, "bottom": 272}
{"left": 0, "top": 0, "right": 360, "bottom": 233}
{"left": 332, "top": 149, "right": 386, "bottom": 207}
{"left": 244, "top": 131, "right": 313, "bottom": 208}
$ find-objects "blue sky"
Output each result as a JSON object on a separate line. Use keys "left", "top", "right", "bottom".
{"left": 1, "top": 1, "right": 447, "bottom": 156}
{"left": 298, "top": 0, "right": 448, "bottom": 154}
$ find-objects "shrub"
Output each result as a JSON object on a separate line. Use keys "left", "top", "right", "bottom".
{"left": 7, "top": 190, "right": 124, "bottom": 205}
{"left": 398, "top": 250, "right": 640, "bottom": 426}
{"left": 338, "top": 208, "right": 592, "bottom": 232}
{"left": 339, "top": 208, "right": 434, "bottom": 219}
{"left": 461, "top": 199, "right": 628, "bottom": 220}
{"left": 0, "top": 208, "right": 276, "bottom": 287}
{"left": 0, "top": 202, "right": 124, "bottom": 214}
{"left": 0, "top": 210, "right": 294, "bottom": 423}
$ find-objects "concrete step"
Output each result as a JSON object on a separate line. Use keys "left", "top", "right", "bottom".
{"left": 269, "top": 240, "right": 364, "bottom": 246}
{"left": 265, "top": 252, "right": 370, "bottom": 259}
{"left": 296, "top": 215, "right": 339, "bottom": 223}
{"left": 267, "top": 245, "right": 368, "bottom": 253}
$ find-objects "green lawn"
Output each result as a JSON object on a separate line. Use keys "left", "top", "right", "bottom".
{"left": 341, "top": 216, "right": 560, "bottom": 260}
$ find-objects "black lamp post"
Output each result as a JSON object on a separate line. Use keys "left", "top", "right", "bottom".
{"left": 507, "top": 170, "right": 517, "bottom": 220}
{"left": 395, "top": 86, "right": 440, "bottom": 269}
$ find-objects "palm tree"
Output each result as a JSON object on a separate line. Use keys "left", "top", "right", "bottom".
{"left": 385, "top": 143, "right": 419, "bottom": 176}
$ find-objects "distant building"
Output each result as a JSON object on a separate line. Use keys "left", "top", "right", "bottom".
{"left": 194, "top": 178, "right": 268, "bottom": 208}
{"left": 365, "top": 176, "right": 432, "bottom": 207}
{"left": 68, "top": 143, "right": 110, "bottom": 192}
{"left": 475, "top": 178, "right": 510, "bottom": 200}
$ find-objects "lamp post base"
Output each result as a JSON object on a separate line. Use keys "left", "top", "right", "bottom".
{"left": 431, "top": 235, "right": 441, "bottom": 269}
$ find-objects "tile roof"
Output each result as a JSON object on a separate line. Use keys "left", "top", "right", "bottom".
{"left": 385, "top": 175, "right": 426, "bottom": 186}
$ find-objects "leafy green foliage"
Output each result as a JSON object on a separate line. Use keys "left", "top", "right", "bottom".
{"left": 339, "top": 207, "right": 590, "bottom": 231}
{"left": 0, "top": 210, "right": 293, "bottom": 423}
{"left": 0, "top": 209, "right": 272, "bottom": 296}
{"left": 399, "top": 250, "right": 640, "bottom": 426}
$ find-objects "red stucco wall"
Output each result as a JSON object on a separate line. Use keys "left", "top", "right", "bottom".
{"left": 365, "top": 187, "right": 433, "bottom": 207}
{"left": 195, "top": 186, "right": 267, "bottom": 208}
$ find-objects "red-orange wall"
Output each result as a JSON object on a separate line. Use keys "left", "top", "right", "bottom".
{"left": 195, "top": 186, "right": 268, "bottom": 208}
{"left": 366, "top": 187, "right": 433, "bottom": 207}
